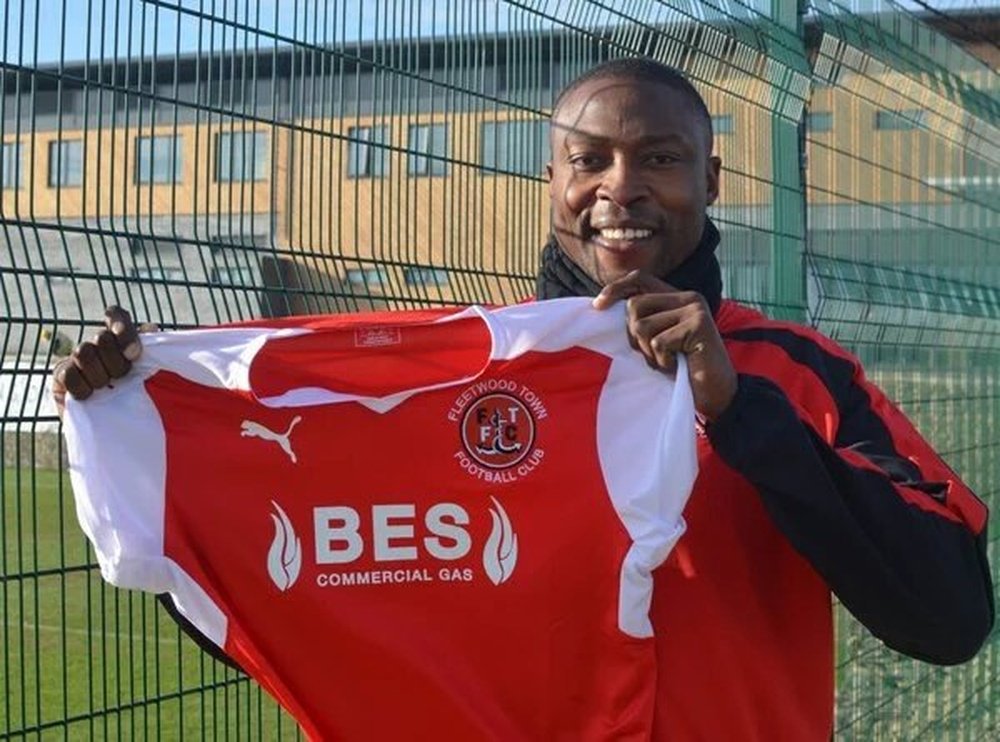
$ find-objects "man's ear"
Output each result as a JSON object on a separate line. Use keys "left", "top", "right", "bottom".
{"left": 545, "top": 161, "right": 553, "bottom": 181}
{"left": 706, "top": 156, "right": 721, "bottom": 206}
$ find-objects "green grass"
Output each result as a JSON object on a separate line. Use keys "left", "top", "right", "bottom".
{"left": 0, "top": 467, "right": 298, "bottom": 740}
{"left": 834, "top": 610, "right": 1000, "bottom": 741}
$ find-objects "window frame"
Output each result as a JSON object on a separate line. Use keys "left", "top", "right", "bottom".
{"left": 134, "top": 134, "right": 184, "bottom": 185}
{"left": 207, "top": 236, "right": 266, "bottom": 288}
{"left": 407, "top": 123, "right": 449, "bottom": 177}
{"left": 345, "top": 267, "right": 389, "bottom": 286}
{"left": 48, "top": 139, "right": 84, "bottom": 187}
{"left": 128, "top": 265, "right": 186, "bottom": 282}
{"left": 215, "top": 130, "right": 269, "bottom": 183}
{"left": 711, "top": 114, "right": 734, "bottom": 136}
{"left": 403, "top": 266, "right": 450, "bottom": 286}
{"left": 875, "top": 109, "right": 925, "bottom": 131}
{"left": 479, "top": 119, "right": 549, "bottom": 178}
{"left": 1, "top": 141, "right": 22, "bottom": 190}
{"left": 346, "top": 125, "right": 389, "bottom": 179}
{"left": 806, "top": 111, "right": 833, "bottom": 133}
{"left": 209, "top": 263, "right": 259, "bottom": 288}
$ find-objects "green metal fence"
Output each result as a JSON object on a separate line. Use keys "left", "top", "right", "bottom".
{"left": 1, "top": 0, "right": 997, "bottom": 738}
{"left": 808, "top": 3, "right": 1000, "bottom": 738}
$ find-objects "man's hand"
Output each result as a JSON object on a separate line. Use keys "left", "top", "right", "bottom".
{"left": 51, "top": 306, "right": 148, "bottom": 416}
{"left": 593, "top": 270, "right": 737, "bottom": 420}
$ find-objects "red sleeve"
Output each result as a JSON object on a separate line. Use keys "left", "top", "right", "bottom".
{"left": 708, "top": 324, "right": 993, "bottom": 665}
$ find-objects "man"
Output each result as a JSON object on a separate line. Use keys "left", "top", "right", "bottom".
{"left": 54, "top": 58, "right": 992, "bottom": 739}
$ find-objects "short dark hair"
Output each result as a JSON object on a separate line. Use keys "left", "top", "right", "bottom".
{"left": 552, "top": 58, "right": 713, "bottom": 144}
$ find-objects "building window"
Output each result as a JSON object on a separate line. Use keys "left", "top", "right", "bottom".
{"left": 347, "top": 126, "right": 389, "bottom": 178}
{"left": 1, "top": 142, "right": 21, "bottom": 190}
{"left": 210, "top": 264, "right": 258, "bottom": 287}
{"left": 48, "top": 140, "right": 83, "bottom": 187}
{"left": 215, "top": 131, "right": 269, "bottom": 182}
{"left": 135, "top": 135, "right": 183, "bottom": 184}
{"left": 403, "top": 266, "right": 449, "bottom": 286}
{"left": 480, "top": 120, "right": 549, "bottom": 177}
{"left": 129, "top": 265, "right": 185, "bottom": 281}
{"left": 207, "top": 236, "right": 265, "bottom": 287}
{"left": 875, "top": 109, "right": 925, "bottom": 131}
{"left": 346, "top": 267, "right": 388, "bottom": 286}
{"left": 128, "top": 236, "right": 181, "bottom": 261}
{"left": 806, "top": 112, "right": 833, "bottom": 133}
{"left": 711, "top": 115, "right": 734, "bottom": 135}
{"left": 407, "top": 124, "right": 448, "bottom": 176}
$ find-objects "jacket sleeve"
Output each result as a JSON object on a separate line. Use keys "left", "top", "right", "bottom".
{"left": 707, "top": 338, "right": 993, "bottom": 665}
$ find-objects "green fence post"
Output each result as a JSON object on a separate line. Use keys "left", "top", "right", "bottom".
{"left": 767, "top": 0, "right": 808, "bottom": 322}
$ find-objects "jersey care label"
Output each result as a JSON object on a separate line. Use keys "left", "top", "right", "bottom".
{"left": 353, "top": 326, "right": 403, "bottom": 348}
{"left": 447, "top": 378, "right": 547, "bottom": 483}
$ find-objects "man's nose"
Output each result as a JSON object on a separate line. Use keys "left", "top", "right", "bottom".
{"left": 596, "top": 158, "right": 647, "bottom": 207}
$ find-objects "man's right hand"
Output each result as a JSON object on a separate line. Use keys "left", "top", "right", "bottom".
{"left": 52, "top": 306, "right": 147, "bottom": 415}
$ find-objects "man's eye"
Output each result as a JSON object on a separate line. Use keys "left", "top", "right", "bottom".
{"left": 648, "top": 153, "right": 680, "bottom": 166}
{"left": 569, "top": 155, "right": 604, "bottom": 170}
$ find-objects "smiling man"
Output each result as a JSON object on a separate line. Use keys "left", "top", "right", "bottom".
{"left": 54, "top": 58, "right": 993, "bottom": 741}
{"left": 546, "top": 68, "right": 718, "bottom": 284}
{"left": 539, "top": 61, "right": 735, "bottom": 420}
{"left": 535, "top": 58, "right": 993, "bottom": 740}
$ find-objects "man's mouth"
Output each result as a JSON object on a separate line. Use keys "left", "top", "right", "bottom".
{"left": 590, "top": 226, "right": 656, "bottom": 251}
{"left": 597, "top": 228, "right": 653, "bottom": 241}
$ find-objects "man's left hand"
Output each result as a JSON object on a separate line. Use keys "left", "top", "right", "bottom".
{"left": 593, "top": 270, "right": 737, "bottom": 421}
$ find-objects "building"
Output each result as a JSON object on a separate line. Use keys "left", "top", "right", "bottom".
{"left": 1, "top": 8, "right": 997, "bottom": 354}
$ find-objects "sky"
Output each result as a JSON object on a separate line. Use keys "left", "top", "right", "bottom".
{"left": 1, "top": 0, "right": 994, "bottom": 67}
{"left": 10, "top": 0, "right": 515, "bottom": 65}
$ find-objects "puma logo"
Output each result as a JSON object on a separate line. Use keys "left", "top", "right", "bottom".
{"left": 240, "top": 416, "right": 303, "bottom": 463}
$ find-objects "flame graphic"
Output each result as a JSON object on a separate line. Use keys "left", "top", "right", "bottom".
{"left": 483, "top": 496, "right": 518, "bottom": 585}
{"left": 267, "top": 501, "right": 302, "bottom": 591}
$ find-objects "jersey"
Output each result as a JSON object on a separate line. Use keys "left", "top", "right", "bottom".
{"left": 64, "top": 297, "right": 698, "bottom": 742}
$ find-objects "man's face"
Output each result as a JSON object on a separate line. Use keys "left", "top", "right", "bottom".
{"left": 546, "top": 77, "right": 721, "bottom": 286}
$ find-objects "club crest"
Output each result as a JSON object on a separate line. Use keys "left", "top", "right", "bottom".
{"left": 460, "top": 393, "right": 535, "bottom": 469}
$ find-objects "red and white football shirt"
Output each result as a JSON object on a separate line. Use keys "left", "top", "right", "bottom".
{"left": 65, "top": 297, "right": 697, "bottom": 741}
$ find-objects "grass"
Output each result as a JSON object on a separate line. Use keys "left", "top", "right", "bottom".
{"left": 0, "top": 466, "right": 298, "bottom": 740}
{"left": 834, "top": 610, "right": 1000, "bottom": 741}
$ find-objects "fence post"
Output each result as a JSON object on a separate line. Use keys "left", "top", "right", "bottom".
{"left": 767, "top": 0, "right": 809, "bottom": 322}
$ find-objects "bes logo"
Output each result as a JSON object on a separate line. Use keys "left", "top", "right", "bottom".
{"left": 267, "top": 501, "right": 303, "bottom": 591}
{"left": 265, "top": 497, "right": 518, "bottom": 592}
{"left": 461, "top": 394, "right": 535, "bottom": 469}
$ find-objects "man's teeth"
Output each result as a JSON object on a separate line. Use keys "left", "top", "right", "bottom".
{"left": 599, "top": 228, "right": 652, "bottom": 241}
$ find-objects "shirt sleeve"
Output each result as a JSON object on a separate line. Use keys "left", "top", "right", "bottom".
{"left": 706, "top": 344, "right": 993, "bottom": 665}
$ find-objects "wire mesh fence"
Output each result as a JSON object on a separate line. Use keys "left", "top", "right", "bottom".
{"left": 807, "top": 3, "right": 1000, "bottom": 738}
{"left": 1, "top": 0, "right": 997, "bottom": 738}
